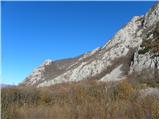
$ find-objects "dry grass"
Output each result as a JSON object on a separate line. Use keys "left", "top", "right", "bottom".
{"left": 1, "top": 79, "right": 159, "bottom": 119}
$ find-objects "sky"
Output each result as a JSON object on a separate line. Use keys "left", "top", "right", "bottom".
{"left": 1, "top": 1, "right": 156, "bottom": 85}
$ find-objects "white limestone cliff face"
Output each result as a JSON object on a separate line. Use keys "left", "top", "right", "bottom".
{"left": 129, "top": 3, "right": 159, "bottom": 73}
{"left": 130, "top": 52, "right": 159, "bottom": 73}
{"left": 103, "top": 16, "right": 144, "bottom": 50}
{"left": 22, "top": 59, "right": 53, "bottom": 86}
{"left": 144, "top": 3, "right": 159, "bottom": 28}
{"left": 37, "top": 16, "right": 144, "bottom": 87}
{"left": 21, "top": 3, "right": 159, "bottom": 87}
{"left": 100, "top": 64, "right": 126, "bottom": 82}
{"left": 37, "top": 14, "right": 145, "bottom": 87}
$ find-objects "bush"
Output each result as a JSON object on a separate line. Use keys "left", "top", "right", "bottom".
{"left": 115, "top": 80, "right": 134, "bottom": 100}
{"left": 129, "top": 68, "right": 159, "bottom": 88}
{"left": 138, "top": 47, "right": 150, "bottom": 54}
{"left": 1, "top": 79, "right": 159, "bottom": 119}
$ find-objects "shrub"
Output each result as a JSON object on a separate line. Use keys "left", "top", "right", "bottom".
{"left": 1, "top": 79, "right": 159, "bottom": 119}
{"left": 115, "top": 80, "right": 134, "bottom": 100}
{"left": 138, "top": 47, "right": 150, "bottom": 54}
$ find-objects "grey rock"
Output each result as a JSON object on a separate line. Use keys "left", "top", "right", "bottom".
{"left": 21, "top": 3, "right": 159, "bottom": 87}
{"left": 139, "top": 87, "right": 159, "bottom": 97}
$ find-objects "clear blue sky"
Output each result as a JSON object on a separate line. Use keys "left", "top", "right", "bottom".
{"left": 2, "top": 1, "right": 156, "bottom": 85}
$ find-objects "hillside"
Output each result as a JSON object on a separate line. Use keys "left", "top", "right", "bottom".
{"left": 21, "top": 3, "right": 159, "bottom": 88}
{"left": 1, "top": 3, "right": 159, "bottom": 119}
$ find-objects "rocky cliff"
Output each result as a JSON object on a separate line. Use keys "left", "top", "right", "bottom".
{"left": 21, "top": 3, "right": 159, "bottom": 87}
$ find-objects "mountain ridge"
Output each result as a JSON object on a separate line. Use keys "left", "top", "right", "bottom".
{"left": 21, "top": 3, "right": 159, "bottom": 87}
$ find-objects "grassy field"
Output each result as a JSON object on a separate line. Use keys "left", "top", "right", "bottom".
{"left": 1, "top": 79, "right": 159, "bottom": 119}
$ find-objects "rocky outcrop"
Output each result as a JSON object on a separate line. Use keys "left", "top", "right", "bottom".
{"left": 130, "top": 3, "right": 159, "bottom": 73}
{"left": 21, "top": 58, "right": 80, "bottom": 86}
{"left": 21, "top": 3, "right": 159, "bottom": 87}
{"left": 140, "top": 87, "right": 159, "bottom": 98}
{"left": 22, "top": 59, "right": 53, "bottom": 86}
{"left": 100, "top": 64, "right": 126, "bottom": 82}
